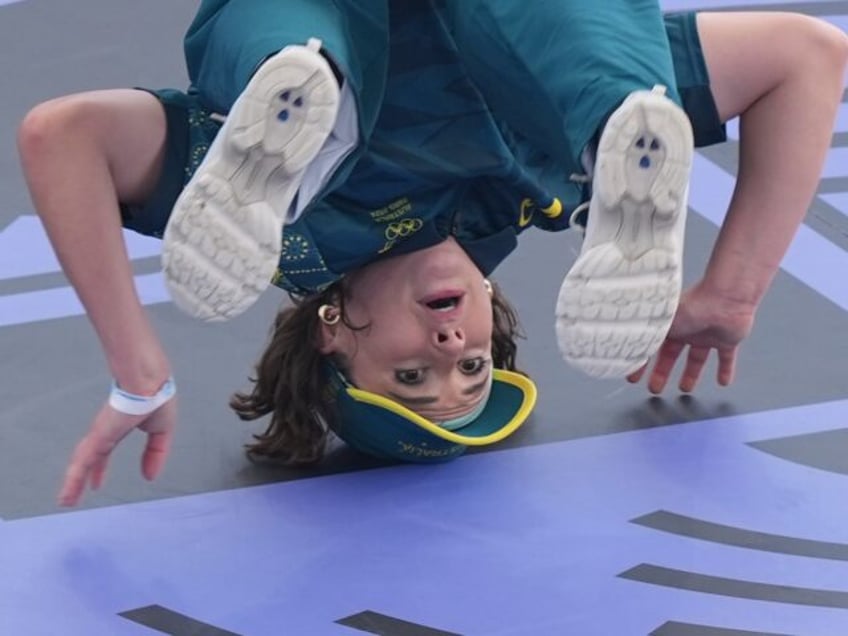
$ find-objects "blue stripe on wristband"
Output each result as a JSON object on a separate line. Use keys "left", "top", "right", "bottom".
{"left": 108, "top": 376, "right": 176, "bottom": 416}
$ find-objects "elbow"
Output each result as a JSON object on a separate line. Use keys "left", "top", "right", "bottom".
{"left": 17, "top": 102, "right": 55, "bottom": 165}
{"left": 17, "top": 97, "right": 77, "bottom": 167}
{"left": 800, "top": 15, "right": 848, "bottom": 77}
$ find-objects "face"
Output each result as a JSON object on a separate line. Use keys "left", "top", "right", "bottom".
{"left": 320, "top": 238, "right": 493, "bottom": 422}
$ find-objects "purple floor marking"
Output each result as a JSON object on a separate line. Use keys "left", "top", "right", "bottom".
{"left": 820, "top": 191, "right": 848, "bottom": 216}
{"left": 689, "top": 153, "right": 848, "bottom": 311}
{"left": 2, "top": 1, "right": 847, "bottom": 633}
{"left": 0, "top": 272, "right": 168, "bottom": 328}
{"left": 823, "top": 15, "right": 848, "bottom": 32}
{"left": 2, "top": 401, "right": 848, "bottom": 635}
{"left": 4, "top": 136, "right": 848, "bottom": 328}
{"left": 0, "top": 216, "right": 166, "bottom": 327}
{"left": 0, "top": 215, "right": 160, "bottom": 281}
{"left": 822, "top": 147, "right": 848, "bottom": 179}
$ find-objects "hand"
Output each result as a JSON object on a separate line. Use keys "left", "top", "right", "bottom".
{"left": 627, "top": 284, "right": 756, "bottom": 394}
{"left": 58, "top": 396, "right": 177, "bottom": 506}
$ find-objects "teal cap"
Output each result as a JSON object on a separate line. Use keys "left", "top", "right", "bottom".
{"left": 324, "top": 364, "right": 537, "bottom": 462}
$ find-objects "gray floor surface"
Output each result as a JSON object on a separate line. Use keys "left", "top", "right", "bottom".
{"left": 1, "top": 0, "right": 846, "bottom": 521}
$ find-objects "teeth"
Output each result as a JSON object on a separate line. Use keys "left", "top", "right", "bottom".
{"left": 428, "top": 297, "right": 459, "bottom": 310}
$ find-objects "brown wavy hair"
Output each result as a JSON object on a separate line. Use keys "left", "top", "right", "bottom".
{"left": 230, "top": 279, "right": 524, "bottom": 464}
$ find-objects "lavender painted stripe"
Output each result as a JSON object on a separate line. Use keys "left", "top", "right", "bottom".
{"left": 0, "top": 216, "right": 161, "bottom": 281}
{"left": 725, "top": 118, "right": 739, "bottom": 141}
{"left": 3, "top": 400, "right": 848, "bottom": 633}
{"left": 689, "top": 153, "right": 848, "bottom": 310}
{"left": 822, "top": 147, "right": 848, "bottom": 178}
{"left": 822, "top": 15, "right": 848, "bottom": 32}
{"left": 819, "top": 97, "right": 847, "bottom": 130}
{"left": 0, "top": 272, "right": 169, "bottom": 327}
{"left": 819, "top": 192, "right": 848, "bottom": 216}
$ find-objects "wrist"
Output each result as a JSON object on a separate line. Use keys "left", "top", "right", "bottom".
{"left": 697, "top": 280, "right": 761, "bottom": 314}
{"left": 690, "top": 280, "right": 759, "bottom": 322}
{"left": 700, "top": 255, "right": 775, "bottom": 313}
{"left": 701, "top": 229, "right": 786, "bottom": 311}
{"left": 109, "top": 375, "right": 176, "bottom": 415}
{"left": 106, "top": 340, "right": 171, "bottom": 396}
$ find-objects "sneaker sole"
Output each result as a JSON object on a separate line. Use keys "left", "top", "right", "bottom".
{"left": 162, "top": 39, "right": 339, "bottom": 321}
{"left": 555, "top": 86, "right": 694, "bottom": 378}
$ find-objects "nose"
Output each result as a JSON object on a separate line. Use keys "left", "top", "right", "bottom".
{"left": 432, "top": 327, "right": 465, "bottom": 356}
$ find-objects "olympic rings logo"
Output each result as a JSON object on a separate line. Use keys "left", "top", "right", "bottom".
{"left": 384, "top": 218, "right": 423, "bottom": 240}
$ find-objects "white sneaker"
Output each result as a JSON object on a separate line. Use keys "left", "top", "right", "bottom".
{"left": 162, "top": 38, "right": 340, "bottom": 321}
{"left": 555, "top": 85, "right": 694, "bottom": 378}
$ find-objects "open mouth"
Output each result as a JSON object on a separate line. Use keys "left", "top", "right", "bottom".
{"left": 426, "top": 296, "right": 461, "bottom": 311}
{"left": 421, "top": 291, "right": 464, "bottom": 313}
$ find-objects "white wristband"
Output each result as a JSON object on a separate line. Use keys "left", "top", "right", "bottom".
{"left": 108, "top": 376, "right": 176, "bottom": 416}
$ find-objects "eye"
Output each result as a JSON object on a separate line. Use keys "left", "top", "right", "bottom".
{"left": 395, "top": 368, "right": 425, "bottom": 385}
{"left": 458, "top": 357, "right": 489, "bottom": 375}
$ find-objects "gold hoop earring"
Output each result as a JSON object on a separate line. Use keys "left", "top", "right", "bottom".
{"left": 318, "top": 304, "right": 341, "bottom": 325}
{"left": 483, "top": 279, "right": 493, "bottom": 297}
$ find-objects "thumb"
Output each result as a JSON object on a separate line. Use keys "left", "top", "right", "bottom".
{"left": 141, "top": 429, "right": 173, "bottom": 480}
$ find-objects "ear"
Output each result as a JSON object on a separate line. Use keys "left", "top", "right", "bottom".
{"left": 316, "top": 320, "right": 342, "bottom": 354}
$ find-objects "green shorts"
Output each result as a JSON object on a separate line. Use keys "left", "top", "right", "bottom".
{"left": 121, "top": 9, "right": 725, "bottom": 239}
{"left": 122, "top": 0, "right": 388, "bottom": 237}
{"left": 667, "top": 11, "right": 727, "bottom": 148}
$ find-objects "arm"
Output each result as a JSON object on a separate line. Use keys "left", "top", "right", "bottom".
{"left": 17, "top": 89, "right": 176, "bottom": 505}
{"left": 630, "top": 11, "right": 848, "bottom": 393}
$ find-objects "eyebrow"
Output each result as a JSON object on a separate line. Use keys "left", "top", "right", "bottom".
{"left": 388, "top": 379, "right": 489, "bottom": 407}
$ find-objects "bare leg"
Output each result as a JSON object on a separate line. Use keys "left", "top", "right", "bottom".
{"left": 18, "top": 89, "right": 175, "bottom": 504}
{"left": 630, "top": 12, "right": 848, "bottom": 392}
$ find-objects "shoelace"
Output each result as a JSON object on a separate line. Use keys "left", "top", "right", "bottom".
{"left": 568, "top": 172, "right": 591, "bottom": 237}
